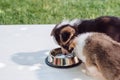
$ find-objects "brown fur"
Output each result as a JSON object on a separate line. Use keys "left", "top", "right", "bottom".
{"left": 83, "top": 33, "right": 120, "bottom": 80}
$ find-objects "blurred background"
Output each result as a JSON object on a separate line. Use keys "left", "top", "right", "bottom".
{"left": 0, "top": 0, "right": 120, "bottom": 24}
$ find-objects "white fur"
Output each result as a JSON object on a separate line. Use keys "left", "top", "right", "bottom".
{"left": 87, "top": 66, "right": 99, "bottom": 75}
{"left": 74, "top": 33, "right": 93, "bottom": 63}
{"left": 56, "top": 20, "right": 70, "bottom": 29}
{"left": 69, "top": 19, "right": 81, "bottom": 26}
{"left": 87, "top": 66, "right": 106, "bottom": 80}
{"left": 56, "top": 19, "right": 81, "bottom": 29}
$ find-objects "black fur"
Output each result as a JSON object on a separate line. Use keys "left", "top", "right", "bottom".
{"left": 77, "top": 16, "right": 120, "bottom": 42}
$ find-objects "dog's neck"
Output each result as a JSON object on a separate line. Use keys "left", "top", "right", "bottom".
{"left": 74, "top": 33, "right": 92, "bottom": 63}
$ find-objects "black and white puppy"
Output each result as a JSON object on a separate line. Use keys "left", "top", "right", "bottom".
{"left": 51, "top": 16, "right": 120, "bottom": 54}
{"left": 73, "top": 32, "right": 120, "bottom": 80}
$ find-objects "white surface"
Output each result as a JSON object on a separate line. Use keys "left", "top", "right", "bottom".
{"left": 0, "top": 25, "right": 95, "bottom": 80}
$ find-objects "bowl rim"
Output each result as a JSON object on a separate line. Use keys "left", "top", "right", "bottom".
{"left": 45, "top": 56, "right": 82, "bottom": 68}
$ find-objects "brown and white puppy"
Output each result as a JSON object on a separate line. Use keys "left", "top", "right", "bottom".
{"left": 51, "top": 16, "right": 120, "bottom": 54}
{"left": 73, "top": 32, "right": 120, "bottom": 80}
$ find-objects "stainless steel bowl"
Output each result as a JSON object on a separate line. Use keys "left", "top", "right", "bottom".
{"left": 45, "top": 48, "right": 82, "bottom": 68}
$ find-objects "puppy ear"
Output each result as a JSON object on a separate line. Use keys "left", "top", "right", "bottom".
{"left": 69, "top": 19, "right": 81, "bottom": 36}
{"left": 51, "top": 20, "right": 70, "bottom": 36}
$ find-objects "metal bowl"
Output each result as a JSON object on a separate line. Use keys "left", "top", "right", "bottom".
{"left": 45, "top": 48, "right": 82, "bottom": 68}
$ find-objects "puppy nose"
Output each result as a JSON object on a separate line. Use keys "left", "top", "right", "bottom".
{"left": 61, "top": 47, "right": 69, "bottom": 55}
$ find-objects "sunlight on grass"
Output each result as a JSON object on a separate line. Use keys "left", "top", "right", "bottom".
{"left": 0, "top": 0, "right": 120, "bottom": 24}
{"left": 0, "top": 9, "right": 4, "bottom": 14}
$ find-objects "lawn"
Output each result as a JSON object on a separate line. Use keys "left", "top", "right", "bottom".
{"left": 0, "top": 0, "right": 120, "bottom": 24}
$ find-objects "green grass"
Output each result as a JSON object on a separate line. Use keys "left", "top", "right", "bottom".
{"left": 0, "top": 0, "right": 120, "bottom": 24}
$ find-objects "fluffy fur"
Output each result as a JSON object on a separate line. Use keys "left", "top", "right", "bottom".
{"left": 51, "top": 16, "right": 120, "bottom": 53}
{"left": 74, "top": 32, "right": 120, "bottom": 80}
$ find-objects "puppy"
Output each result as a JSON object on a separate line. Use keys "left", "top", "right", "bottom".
{"left": 51, "top": 16, "right": 120, "bottom": 54}
{"left": 72, "top": 32, "right": 120, "bottom": 80}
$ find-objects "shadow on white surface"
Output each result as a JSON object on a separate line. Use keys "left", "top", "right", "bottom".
{"left": 11, "top": 50, "right": 48, "bottom": 65}
{"left": 11, "top": 50, "right": 95, "bottom": 80}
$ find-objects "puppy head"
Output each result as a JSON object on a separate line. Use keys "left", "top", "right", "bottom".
{"left": 51, "top": 19, "right": 81, "bottom": 54}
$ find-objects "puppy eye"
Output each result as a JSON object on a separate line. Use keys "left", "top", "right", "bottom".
{"left": 61, "top": 32, "right": 70, "bottom": 42}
